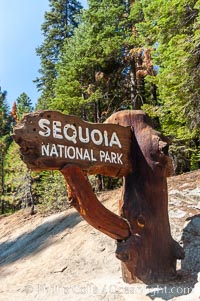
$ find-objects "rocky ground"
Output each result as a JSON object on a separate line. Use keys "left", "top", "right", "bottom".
{"left": 0, "top": 170, "right": 199, "bottom": 301}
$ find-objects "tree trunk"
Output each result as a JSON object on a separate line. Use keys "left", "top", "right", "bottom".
{"left": 105, "top": 110, "right": 184, "bottom": 283}
{"left": 116, "top": 162, "right": 184, "bottom": 283}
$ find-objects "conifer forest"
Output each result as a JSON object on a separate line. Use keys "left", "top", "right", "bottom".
{"left": 1, "top": 0, "right": 200, "bottom": 214}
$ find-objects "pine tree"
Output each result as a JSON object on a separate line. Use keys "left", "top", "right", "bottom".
{"left": 53, "top": 0, "right": 156, "bottom": 122}
{"left": 34, "top": 0, "right": 83, "bottom": 109}
{"left": 16, "top": 92, "right": 33, "bottom": 121}
{"left": 135, "top": 0, "right": 200, "bottom": 172}
{"left": 0, "top": 87, "right": 11, "bottom": 137}
{"left": 0, "top": 87, "right": 12, "bottom": 214}
{"left": 34, "top": 170, "right": 68, "bottom": 213}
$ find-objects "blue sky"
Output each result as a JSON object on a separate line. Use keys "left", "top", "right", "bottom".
{"left": 0, "top": 0, "right": 88, "bottom": 109}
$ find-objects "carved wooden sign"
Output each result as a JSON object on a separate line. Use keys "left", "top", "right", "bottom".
{"left": 13, "top": 110, "right": 133, "bottom": 177}
{"left": 13, "top": 109, "right": 184, "bottom": 284}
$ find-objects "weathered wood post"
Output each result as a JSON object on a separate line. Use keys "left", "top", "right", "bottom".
{"left": 105, "top": 110, "right": 185, "bottom": 283}
{"left": 13, "top": 109, "right": 184, "bottom": 284}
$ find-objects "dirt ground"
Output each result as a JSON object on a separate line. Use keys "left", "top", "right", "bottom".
{"left": 0, "top": 170, "right": 199, "bottom": 301}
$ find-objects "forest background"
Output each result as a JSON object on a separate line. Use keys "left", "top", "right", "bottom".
{"left": 0, "top": 0, "right": 200, "bottom": 214}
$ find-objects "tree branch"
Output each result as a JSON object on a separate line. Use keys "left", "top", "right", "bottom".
{"left": 61, "top": 165, "right": 131, "bottom": 240}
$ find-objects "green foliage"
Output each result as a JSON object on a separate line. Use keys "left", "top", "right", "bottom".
{"left": 0, "top": 86, "right": 13, "bottom": 214}
{"left": 34, "top": 170, "right": 68, "bottom": 214}
{"left": 4, "top": 142, "right": 34, "bottom": 212}
{"left": 190, "top": 146, "right": 200, "bottom": 170}
{"left": 3, "top": 143, "right": 68, "bottom": 214}
{"left": 0, "top": 87, "right": 11, "bottom": 137}
{"left": 137, "top": 0, "right": 200, "bottom": 172}
{"left": 16, "top": 92, "right": 33, "bottom": 120}
{"left": 138, "top": 0, "right": 200, "bottom": 135}
{"left": 53, "top": 0, "right": 143, "bottom": 120}
{"left": 34, "top": 0, "right": 83, "bottom": 109}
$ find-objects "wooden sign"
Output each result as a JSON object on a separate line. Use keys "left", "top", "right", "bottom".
{"left": 12, "top": 109, "right": 183, "bottom": 284}
{"left": 13, "top": 110, "right": 133, "bottom": 177}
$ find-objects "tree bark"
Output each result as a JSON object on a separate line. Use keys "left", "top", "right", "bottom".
{"left": 61, "top": 165, "right": 131, "bottom": 240}
{"left": 105, "top": 110, "right": 184, "bottom": 283}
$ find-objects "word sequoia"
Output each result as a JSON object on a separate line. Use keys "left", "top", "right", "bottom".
{"left": 38, "top": 119, "right": 122, "bottom": 149}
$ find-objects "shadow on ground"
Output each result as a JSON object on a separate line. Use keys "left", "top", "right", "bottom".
{"left": 147, "top": 214, "right": 200, "bottom": 300}
{"left": 0, "top": 211, "right": 82, "bottom": 267}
